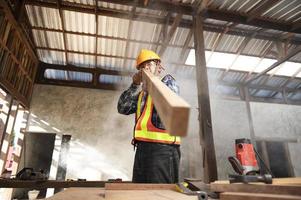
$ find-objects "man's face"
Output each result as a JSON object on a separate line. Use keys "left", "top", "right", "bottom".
{"left": 140, "top": 60, "right": 164, "bottom": 76}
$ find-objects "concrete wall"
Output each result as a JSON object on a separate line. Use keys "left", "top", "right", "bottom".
{"left": 26, "top": 76, "right": 301, "bottom": 181}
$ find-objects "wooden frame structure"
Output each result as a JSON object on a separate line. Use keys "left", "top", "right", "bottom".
{"left": 0, "top": 0, "right": 300, "bottom": 184}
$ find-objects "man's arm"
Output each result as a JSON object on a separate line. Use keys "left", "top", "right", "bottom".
{"left": 117, "top": 83, "right": 140, "bottom": 115}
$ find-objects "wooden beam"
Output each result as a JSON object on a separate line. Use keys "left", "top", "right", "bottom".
{"left": 178, "top": 28, "right": 193, "bottom": 63}
{"left": 210, "top": 182, "right": 301, "bottom": 196}
{"left": 31, "top": 26, "right": 185, "bottom": 48}
{"left": 94, "top": 0, "right": 99, "bottom": 85}
{"left": 36, "top": 46, "right": 136, "bottom": 60}
{"left": 105, "top": 183, "right": 176, "bottom": 190}
{"left": 158, "top": 13, "right": 182, "bottom": 57}
{"left": 0, "top": 180, "right": 107, "bottom": 188}
{"left": 57, "top": 0, "right": 70, "bottom": 80}
{"left": 245, "top": 45, "right": 301, "bottom": 85}
{"left": 220, "top": 192, "right": 301, "bottom": 200}
{"left": 142, "top": 70, "right": 190, "bottom": 136}
{"left": 121, "top": 1, "right": 137, "bottom": 72}
{"left": 25, "top": 0, "right": 301, "bottom": 34}
{"left": 36, "top": 62, "right": 132, "bottom": 90}
{"left": 193, "top": 14, "right": 217, "bottom": 183}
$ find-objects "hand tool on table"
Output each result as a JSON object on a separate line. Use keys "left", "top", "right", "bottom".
{"left": 175, "top": 182, "right": 208, "bottom": 200}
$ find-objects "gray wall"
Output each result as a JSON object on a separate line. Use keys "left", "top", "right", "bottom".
{"left": 27, "top": 78, "right": 301, "bottom": 181}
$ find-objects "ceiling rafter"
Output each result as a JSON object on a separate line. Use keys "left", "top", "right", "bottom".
{"left": 57, "top": 0, "right": 70, "bottom": 80}
{"left": 26, "top": 0, "right": 301, "bottom": 34}
{"left": 121, "top": 0, "right": 138, "bottom": 72}
{"left": 94, "top": 0, "right": 99, "bottom": 86}
{"left": 158, "top": 13, "right": 182, "bottom": 57}
{"left": 25, "top": 1, "right": 301, "bottom": 45}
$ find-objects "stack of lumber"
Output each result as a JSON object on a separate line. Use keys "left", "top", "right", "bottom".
{"left": 210, "top": 178, "right": 301, "bottom": 200}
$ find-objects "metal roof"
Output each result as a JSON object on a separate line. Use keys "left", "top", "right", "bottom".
{"left": 24, "top": 0, "right": 301, "bottom": 103}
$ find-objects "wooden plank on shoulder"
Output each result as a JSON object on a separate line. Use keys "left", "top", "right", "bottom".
{"left": 220, "top": 192, "right": 301, "bottom": 200}
{"left": 142, "top": 69, "right": 190, "bottom": 136}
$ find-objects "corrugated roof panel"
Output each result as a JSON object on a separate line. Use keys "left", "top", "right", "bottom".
{"left": 64, "top": 11, "right": 96, "bottom": 33}
{"left": 63, "top": 0, "right": 95, "bottom": 6}
{"left": 69, "top": 71, "right": 93, "bottom": 82}
{"left": 26, "top": 5, "right": 62, "bottom": 29}
{"left": 97, "top": 57, "right": 126, "bottom": 70}
{"left": 243, "top": 39, "right": 271, "bottom": 56}
{"left": 210, "top": 0, "right": 261, "bottom": 12}
{"left": 130, "top": 21, "right": 161, "bottom": 42}
{"left": 170, "top": 27, "right": 190, "bottom": 46}
{"left": 32, "top": 30, "right": 64, "bottom": 49}
{"left": 68, "top": 53, "right": 95, "bottom": 68}
{"left": 216, "top": 35, "right": 245, "bottom": 53}
{"left": 98, "top": 2, "right": 132, "bottom": 11}
{"left": 38, "top": 50, "right": 66, "bottom": 65}
{"left": 97, "top": 38, "right": 126, "bottom": 57}
{"left": 163, "top": 47, "right": 182, "bottom": 63}
{"left": 262, "top": 0, "right": 301, "bottom": 22}
{"left": 98, "top": 16, "right": 129, "bottom": 38}
{"left": 44, "top": 69, "right": 67, "bottom": 80}
{"left": 204, "top": 31, "right": 219, "bottom": 50}
{"left": 67, "top": 34, "right": 95, "bottom": 53}
{"left": 126, "top": 42, "right": 154, "bottom": 60}
{"left": 265, "top": 77, "right": 286, "bottom": 87}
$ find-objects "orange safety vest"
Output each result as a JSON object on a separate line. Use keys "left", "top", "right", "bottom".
{"left": 134, "top": 91, "right": 180, "bottom": 145}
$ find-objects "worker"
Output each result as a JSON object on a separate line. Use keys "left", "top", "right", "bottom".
{"left": 117, "top": 49, "right": 181, "bottom": 183}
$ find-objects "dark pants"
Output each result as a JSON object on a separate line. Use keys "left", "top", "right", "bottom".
{"left": 132, "top": 142, "right": 181, "bottom": 183}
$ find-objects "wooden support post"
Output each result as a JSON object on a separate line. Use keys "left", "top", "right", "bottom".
{"left": 142, "top": 70, "right": 190, "bottom": 136}
{"left": 193, "top": 14, "right": 217, "bottom": 183}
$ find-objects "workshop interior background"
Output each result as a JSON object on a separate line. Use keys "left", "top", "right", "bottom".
{"left": 0, "top": 0, "right": 301, "bottom": 198}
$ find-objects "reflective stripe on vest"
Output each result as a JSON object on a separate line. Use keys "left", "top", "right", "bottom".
{"left": 134, "top": 92, "right": 180, "bottom": 145}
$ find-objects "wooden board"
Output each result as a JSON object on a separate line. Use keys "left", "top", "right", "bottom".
{"left": 105, "top": 183, "right": 176, "bottom": 190}
{"left": 142, "top": 69, "right": 190, "bottom": 136}
{"left": 220, "top": 192, "right": 301, "bottom": 200}
{"left": 214, "top": 178, "right": 301, "bottom": 186}
{"left": 44, "top": 188, "right": 105, "bottom": 200}
{"left": 105, "top": 190, "right": 198, "bottom": 200}
{"left": 210, "top": 182, "right": 301, "bottom": 196}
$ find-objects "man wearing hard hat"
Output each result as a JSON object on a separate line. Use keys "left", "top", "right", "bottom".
{"left": 117, "top": 49, "right": 180, "bottom": 183}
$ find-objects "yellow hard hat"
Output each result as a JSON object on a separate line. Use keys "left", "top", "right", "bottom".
{"left": 136, "top": 49, "right": 161, "bottom": 69}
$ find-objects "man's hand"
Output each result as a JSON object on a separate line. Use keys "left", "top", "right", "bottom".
{"left": 132, "top": 70, "right": 142, "bottom": 85}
